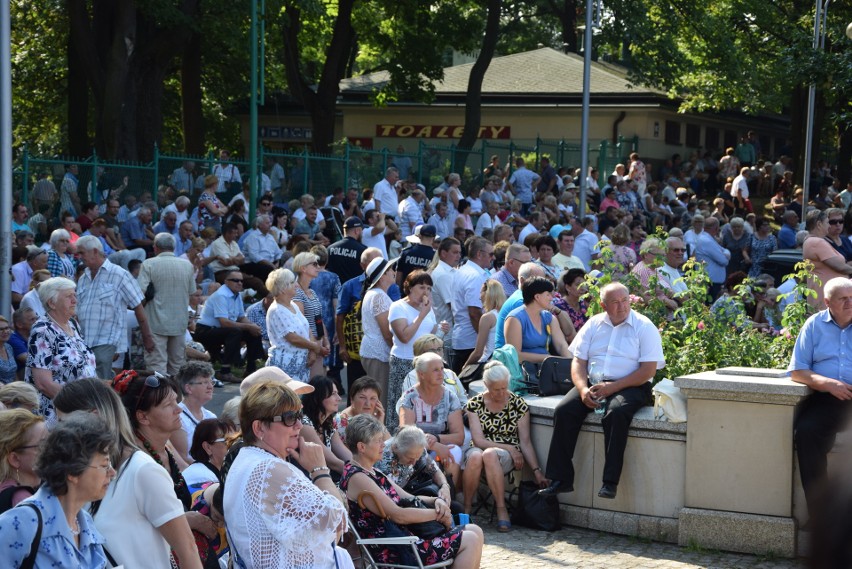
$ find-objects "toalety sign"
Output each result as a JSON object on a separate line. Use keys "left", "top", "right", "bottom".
{"left": 375, "top": 125, "right": 511, "bottom": 139}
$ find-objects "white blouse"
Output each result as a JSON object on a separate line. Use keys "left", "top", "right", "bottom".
{"left": 223, "top": 446, "right": 347, "bottom": 569}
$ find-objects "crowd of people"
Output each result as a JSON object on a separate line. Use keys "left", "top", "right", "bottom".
{"left": 0, "top": 141, "right": 848, "bottom": 567}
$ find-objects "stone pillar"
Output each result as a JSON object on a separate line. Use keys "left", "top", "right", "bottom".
{"left": 675, "top": 367, "right": 810, "bottom": 558}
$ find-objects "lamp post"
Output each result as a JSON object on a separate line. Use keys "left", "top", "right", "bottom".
{"left": 801, "top": 0, "right": 833, "bottom": 211}
{"left": 578, "top": 0, "right": 601, "bottom": 220}
{"left": 0, "top": 0, "right": 11, "bottom": 318}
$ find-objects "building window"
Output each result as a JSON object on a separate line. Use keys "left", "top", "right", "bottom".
{"left": 685, "top": 124, "right": 701, "bottom": 148}
{"left": 665, "top": 121, "right": 681, "bottom": 145}
{"left": 705, "top": 127, "right": 720, "bottom": 151}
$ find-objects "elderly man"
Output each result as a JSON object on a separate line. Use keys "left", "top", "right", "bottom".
{"left": 170, "top": 161, "right": 196, "bottom": 195}
{"left": 10, "top": 307, "right": 37, "bottom": 378}
{"left": 475, "top": 201, "right": 501, "bottom": 237}
{"left": 11, "top": 246, "right": 47, "bottom": 308}
{"left": 789, "top": 277, "right": 852, "bottom": 517}
{"left": 82, "top": 218, "right": 146, "bottom": 270}
{"left": 241, "top": 213, "right": 282, "bottom": 283}
{"left": 292, "top": 194, "right": 326, "bottom": 226}
{"left": 541, "top": 282, "right": 665, "bottom": 499}
{"left": 174, "top": 220, "right": 196, "bottom": 257}
{"left": 493, "top": 243, "right": 532, "bottom": 298}
{"left": 120, "top": 206, "right": 155, "bottom": 254}
{"left": 373, "top": 167, "right": 401, "bottom": 221}
{"left": 694, "top": 216, "right": 730, "bottom": 300}
{"left": 76, "top": 235, "right": 154, "bottom": 378}
{"left": 327, "top": 216, "right": 366, "bottom": 285}
{"left": 450, "top": 237, "right": 494, "bottom": 372}
{"left": 778, "top": 210, "right": 799, "bottom": 249}
{"left": 397, "top": 186, "right": 426, "bottom": 240}
{"left": 427, "top": 201, "right": 453, "bottom": 241}
{"left": 195, "top": 269, "right": 264, "bottom": 383}
{"left": 137, "top": 233, "right": 197, "bottom": 376}
{"left": 209, "top": 222, "right": 267, "bottom": 296}
{"left": 152, "top": 210, "right": 179, "bottom": 237}
{"left": 658, "top": 237, "right": 689, "bottom": 298}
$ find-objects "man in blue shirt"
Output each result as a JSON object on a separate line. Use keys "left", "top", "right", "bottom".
{"left": 789, "top": 277, "right": 852, "bottom": 516}
{"left": 335, "top": 248, "right": 401, "bottom": 385}
{"left": 778, "top": 210, "right": 799, "bottom": 249}
{"left": 195, "top": 270, "right": 264, "bottom": 383}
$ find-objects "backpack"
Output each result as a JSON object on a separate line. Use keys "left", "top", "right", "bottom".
{"left": 342, "top": 300, "right": 363, "bottom": 361}
{"left": 0, "top": 485, "right": 36, "bottom": 514}
{"left": 490, "top": 345, "right": 529, "bottom": 394}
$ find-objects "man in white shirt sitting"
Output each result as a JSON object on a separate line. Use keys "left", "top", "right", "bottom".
{"left": 475, "top": 201, "right": 501, "bottom": 237}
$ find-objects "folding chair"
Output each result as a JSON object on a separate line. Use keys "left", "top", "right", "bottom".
{"left": 470, "top": 469, "right": 520, "bottom": 523}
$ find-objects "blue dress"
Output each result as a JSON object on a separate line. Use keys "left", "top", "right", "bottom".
{"left": 506, "top": 306, "right": 553, "bottom": 355}
{"left": 0, "top": 343, "right": 18, "bottom": 384}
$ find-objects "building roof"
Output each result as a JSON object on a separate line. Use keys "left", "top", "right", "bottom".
{"left": 339, "top": 47, "right": 664, "bottom": 99}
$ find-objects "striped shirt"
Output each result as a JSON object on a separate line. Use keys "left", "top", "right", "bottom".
{"left": 76, "top": 259, "right": 144, "bottom": 350}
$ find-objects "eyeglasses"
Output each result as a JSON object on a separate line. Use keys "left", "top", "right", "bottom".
{"left": 87, "top": 461, "right": 114, "bottom": 474}
{"left": 134, "top": 374, "right": 162, "bottom": 412}
{"left": 269, "top": 410, "right": 304, "bottom": 427}
{"left": 669, "top": 248, "right": 686, "bottom": 253}
{"left": 0, "top": 327, "right": 10, "bottom": 333}
{"left": 310, "top": 261, "right": 319, "bottom": 267}
{"left": 211, "top": 438, "right": 227, "bottom": 444}
{"left": 227, "top": 278, "right": 243, "bottom": 283}
{"left": 829, "top": 219, "right": 844, "bottom": 225}
{"left": 260, "top": 201, "right": 272, "bottom": 206}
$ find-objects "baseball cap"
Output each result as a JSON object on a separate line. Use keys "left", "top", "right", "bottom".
{"left": 240, "top": 367, "right": 314, "bottom": 396}
{"left": 343, "top": 216, "right": 363, "bottom": 229}
{"left": 406, "top": 224, "right": 438, "bottom": 244}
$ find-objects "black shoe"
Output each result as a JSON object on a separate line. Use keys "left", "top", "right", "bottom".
{"left": 598, "top": 483, "right": 617, "bottom": 499}
{"left": 539, "top": 480, "right": 573, "bottom": 496}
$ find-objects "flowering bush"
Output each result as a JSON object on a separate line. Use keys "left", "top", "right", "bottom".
{"left": 583, "top": 240, "right": 816, "bottom": 382}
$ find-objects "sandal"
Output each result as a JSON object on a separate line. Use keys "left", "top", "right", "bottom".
{"left": 496, "top": 519, "right": 511, "bottom": 532}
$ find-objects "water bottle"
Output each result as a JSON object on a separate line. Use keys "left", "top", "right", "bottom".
{"left": 588, "top": 361, "right": 607, "bottom": 415}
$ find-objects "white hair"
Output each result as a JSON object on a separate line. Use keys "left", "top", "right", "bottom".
{"left": 482, "top": 361, "right": 510, "bottom": 385}
{"left": 75, "top": 235, "right": 104, "bottom": 254}
{"left": 38, "top": 277, "right": 76, "bottom": 311}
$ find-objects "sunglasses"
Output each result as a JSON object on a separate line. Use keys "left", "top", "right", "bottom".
{"left": 134, "top": 374, "right": 162, "bottom": 412}
{"left": 269, "top": 410, "right": 304, "bottom": 427}
{"left": 828, "top": 219, "right": 843, "bottom": 225}
{"left": 227, "top": 278, "right": 244, "bottom": 283}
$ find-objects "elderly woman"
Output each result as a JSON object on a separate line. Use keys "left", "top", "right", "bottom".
{"left": 293, "top": 251, "right": 331, "bottom": 377}
{"left": 804, "top": 209, "right": 852, "bottom": 305}
{"left": 387, "top": 270, "right": 442, "bottom": 432}
{"left": 0, "top": 381, "right": 40, "bottom": 412}
{"left": 0, "top": 409, "right": 46, "bottom": 508}
{"left": 631, "top": 237, "right": 679, "bottom": 312}
{"left": 175, "top": 361, "right": 218, "bottom": 463}
{"left": 341, "top": 414, "right": 483, "bottom": 568}
{"left": 463, "top": 362, "right": 546, "bottom": 530}
{"left": 360, "top": 257, "right": 397, "bottom": 414}
{"left": 722, "top": 217, "right": 752, "bottom": 275}
{"left": 400, "top": 335, "right": 468, "bottom": 416}
{"left": 743, "top": 217, "right": 777, "bottom": 278}
{"left": 198, "top": 175, "right": 228, "bottom": 232}
{"left": 0, "top": 316, "right": 17, "bottom": 384}
{"left": 265, "top": 267, "right": 323, "bottom": 383}
{"left": 504, "top": 277, "right": 572, "bottom": 363}
{"left": 376, "top": 425, "right": 454, "bottom": 504}
{"left": 26, "top": 277, "right": 96, "bottom": 425}
{"left": 334, "top": 376, "right": 387, "bottom": 440}
{"left": 47, "top": 228, "right": 76, "bottom": 278}
{"left": 301, "top": 375, "right": 353, "bottom": 476}
{"left": 224, "top": 380, "right": 351, "bottom": 569}
{"left": 0, "top": 412, "right": 114, "bottom": 568}
{"left": 398, "top": 353, "right": 465, "bottom": 490}
{"left": 53, "top": 378, "right": 203, "bottom": 569}
{"left": 182, "top": 418, "right": 232, "bottom": 491}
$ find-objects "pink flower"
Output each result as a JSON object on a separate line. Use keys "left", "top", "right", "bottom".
{"left": 697, "top": 321, "right": 705, "bottom": 331}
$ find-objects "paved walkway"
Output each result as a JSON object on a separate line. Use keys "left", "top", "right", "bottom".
{"left": 476, "top": 520, "right": 806, "bottom": 568}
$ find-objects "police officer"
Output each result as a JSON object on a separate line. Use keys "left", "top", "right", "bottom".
{"left": 396, "top": 224, "right": 438, "bottom": 287}
{"left": 327, "top": 216, "right": 367, "bottom": 284}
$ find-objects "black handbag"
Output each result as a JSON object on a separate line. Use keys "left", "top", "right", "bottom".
{"left": 511, "top": 481, "right": 561, "bottom": 532}
{"left": 457, "top": 362, "right": 486, "bottom": 386}
{"left": 522, "top": 357, "right": 573, "bottom": 396}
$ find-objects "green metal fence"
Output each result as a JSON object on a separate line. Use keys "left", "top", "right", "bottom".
{"left": 14, "top": 136, "right": 638, "bottom": 218}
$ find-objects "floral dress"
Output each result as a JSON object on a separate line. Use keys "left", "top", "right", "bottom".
{"left": 552, "top": 294, "right": 588, "bottom": 332}
{"left": 340, "top": 462, "right": 462, "bottom": 566}
{"left": 747, "top": 234, "right": 777, "bottom": 278}
{"left": 25, "top": 316, "right": 96, "bottom": 425}
{"left": 198, "top": 192, "right": 223, "bottom": 231}
{"left": 266, "top": 300, "right": 311, "bottom": 382}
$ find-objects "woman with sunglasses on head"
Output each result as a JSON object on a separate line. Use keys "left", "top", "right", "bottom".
{"left": 92, "top": 372, "right": 204, "bottom": 569}
{"left": 0, "top": 412, "right": 114, "bottom": 568}
{"left": 182, "top": 419, "right": 233, "bottom": 492}
{"left": 292, "top": 251, "right": 331, "bottom": 378}
{"left": 224, "top": 380, "right": 352, "bottom": 569}
{"left": 0, "top": 409, "right": 46, "bottom": 510}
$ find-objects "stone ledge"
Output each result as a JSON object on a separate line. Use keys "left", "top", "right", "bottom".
{"left": 559, "top": 504, "right": 679, "bottom": 543}
{"left": 675, "top": 369, "right": 810, "bottom": 405}
{"left": 678, "top": 507, "right": 797, "bottom": 558}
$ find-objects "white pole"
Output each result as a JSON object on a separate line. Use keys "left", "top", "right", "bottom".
{"left": 0, "top": 0, "right": 12, "bottom": 318}
{"left": 578, "top": 0, "right": 594, "bottom": 220}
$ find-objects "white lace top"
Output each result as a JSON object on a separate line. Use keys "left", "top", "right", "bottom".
{"left": 223, "top": 446, "right": 347, "bottom": 569}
